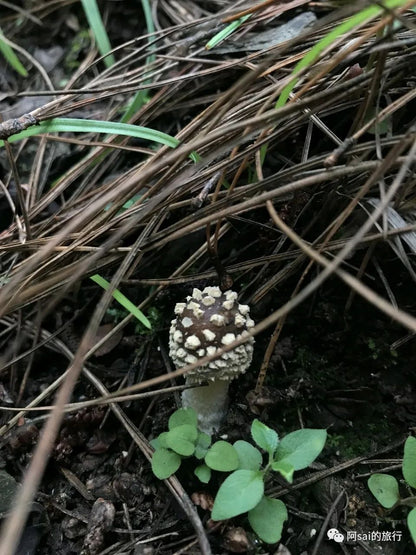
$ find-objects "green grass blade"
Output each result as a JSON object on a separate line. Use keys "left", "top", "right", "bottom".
{"left": 140, "top": 0, "right": 155, "bottom": 38}
{"left": 255, "top": 0, "right": 411, "bottom": 173}
{"left": 0, "top": 28, "right": 27, "bottom": 76}
{"left": 205, "top": 14, "right": 251, "bottom": 50}
{"left": 0, "top": 116, "right": 201, "bottom": 161}
{"left": 122, "top": 90, "right": 150, "bottom": 122}
{"left": 276, "top": 0, "right": 409, "bottom": 108}
{"left": 90, "top": 274, "right": 152, "bottom": 329}
{"left": 0, "top": 117, "right": 198, "bottom": 159}
{"left": 121, "top": 0, "right": 156, "bottom": 121}
{"left": 81, "top": 0, "right": 115, "bottom": 68}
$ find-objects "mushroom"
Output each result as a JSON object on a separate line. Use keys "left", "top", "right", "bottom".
{"left": 169, "top": 286, "right": 255, "bottom": 434}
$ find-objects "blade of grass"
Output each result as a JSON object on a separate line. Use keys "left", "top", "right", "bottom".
{"left": 0, "top": 28, "right": 27, "bottom": 76}
{"left": 121, "top": 0, "right": 156, "bottom": 121}
{"left": 90, "top": 274, "right": 152, "bottom": 329}
{"left": 0, "top": 117, "right": 200, "bottom": 161}
{"left": 81, "top": 0, "right": 115, "bottom": 68}
{"left": 205, "top": 14, "right": 252, "bottom": 50}
{"left": 275, "top": 0, "right": 410, "bottom": 108}
{"left": 256, "top": 0, "right": 412, "bottom": 171}
{"left": 139, "top": 0, "right": 156, "bottom": 47}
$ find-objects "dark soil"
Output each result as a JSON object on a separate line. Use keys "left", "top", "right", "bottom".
{"left": 0, "top": 2, "right": 415, "bottom": 555}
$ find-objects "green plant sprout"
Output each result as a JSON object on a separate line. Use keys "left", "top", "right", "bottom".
{"left": 260, "top": 0, "right": 412, "bottom": 166}
{"left": 205, "top": 14, "right": 252, "bottom": 50}
{"left": 105, "top": 305, "right": 160, "bottom": 336}
{"left": 121, "top": 0, "right": 156, "bottom": 122}
{"left": 151, "top": 408, "right": 327, "bottom": 544}
{"left": 368, "top": 436, "right": 416, "bottom": 546}
{"left": 0, "top": 28, "right": 27, "bottom": 76}
{"left": 0, "top": 117, "right": 181, "bottom": 148}
{"left": 64, "top": 30, "right": 91, "bottom": 71}
{"left": 0, "top": 117, "right": 201, "bottom": 163}
{"left": 81, "top": 0, "right": 115, "bottom": 67}
{"left": 275, "top": 0, "right": 411, "bottom": 109}
{"left": 90, "top": 274, "right": 151, "bottom": 329}
{"left": 82, "top": 0, "right": 156, "bottom": 116}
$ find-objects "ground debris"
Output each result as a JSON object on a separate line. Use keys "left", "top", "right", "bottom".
{"left": 81, "top": 498, "right": 115, "bottom": 555}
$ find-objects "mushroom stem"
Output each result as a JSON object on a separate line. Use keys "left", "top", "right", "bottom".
{"left": 182, "top": 379, "right": 230, "bottom": 435}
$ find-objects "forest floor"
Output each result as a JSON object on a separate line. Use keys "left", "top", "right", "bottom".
{"left": 0, "top": 1, "right": 415, "bottom": 554}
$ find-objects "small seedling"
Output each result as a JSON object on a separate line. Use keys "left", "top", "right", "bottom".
{"left": 81, "top": 0, "right": 115, "bottom": 67}
{"left": 0, "top": 28, "right": 27, "bottom": 77}
{"left": 368, "top": 436, "right": 416, "bottom": 545}
{"left": 151, "top": 408, "right": 327, "bottom": 544}
{"left": 205, "top": 14, "right": 251, "bottom": 50}
{"left": 151, "top": 408, "right": 213, "bottom": 481}
{"left": 90, "top": 273, "right": 151, "bottom": 329}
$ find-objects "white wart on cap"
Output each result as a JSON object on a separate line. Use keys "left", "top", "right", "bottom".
{"left": 169, "top": 286, "right": 254, "bottom": 381}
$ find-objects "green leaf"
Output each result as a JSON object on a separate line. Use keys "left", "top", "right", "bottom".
{"left": 408, "top": 507, "right": 416, "bottom": 546}
{"left": 275, "top": 0, "right": 408, "bottom": 108}
{"left": 158, "top": 432, "right": 170, "bottom": 448}
{"left": 168, "top": 408, "right": 198, "bottom": 430}
{"left": 271, "top": 460, "right": 295, "bottom": 483}
{"left": 90, "top": 274, "right": 151, "bottom": 329}
{"left": 211, "top": 470, "right": 264, "bottom": 520}
{"left": 205, "top": 14, "right": 251, "bottom": 50}
{"left": 151, "top": 448, "right": 181, "bottom": 479}
{"left": 195, "top": 432, "right": 212, "bottom": 460}
{"left": 368, "top": 474, "right": 400, "bottom": 508}
{"left": 248, "top": 496, "right": 288, "bottom": 544}
{"left": 0, "top": 29, "right": 27, "bottom": 77}
{"left": 150, "top": 431, "right": 169, "bottom": 450}
{"left": 139, "top": 0, "right": 155, "bottom": 42}
{"left": 274, "top": 429, "right": 327, "bottom": 470}
{"left": 233, "top": 440, "right": 263, "bottom": 470}
{"left": 403, "top": 436, "right": 416, "bottom": 488}
{"left": 251, "top": 419, "right": 278, "bottom": 456}
{"left": 165, "top": 425, "right": 197, "bottom": 456}
{"left": 205, "top": 441, "right": 239, "bottom": 472}
{"left": 365, "top": 106, "right": 392, "bottom": 136}
{"left": 121, "top": 0, "right": 155, "bottom": 121}
{"left": 81, "top": 0, "right": 115, "bottom": 67}
{"left": 0, "top": 117, "right": 194, "bottom": 158}
{"left": 121, "top": 193, "right": 142, "bottom": 211}
{"left": 194, "top": 464, "right": 211, "bottom": 484}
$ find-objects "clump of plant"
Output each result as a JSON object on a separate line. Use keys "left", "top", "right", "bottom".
{"left": 151, "top": 408, "right": 327, "bottom": 544}
{"left": 368, "top": 436, "right": 416, "bottom": 545}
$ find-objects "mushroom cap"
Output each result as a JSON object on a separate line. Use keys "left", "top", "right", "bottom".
{"left": 169, "top": 286, "right": 254, "bottom": 382}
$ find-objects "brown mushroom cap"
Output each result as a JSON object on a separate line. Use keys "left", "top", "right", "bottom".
{"left": 169, "top": 286, "right": 254, "bottom": 382}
